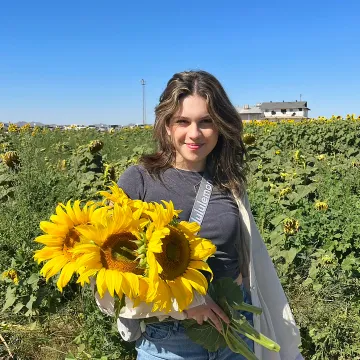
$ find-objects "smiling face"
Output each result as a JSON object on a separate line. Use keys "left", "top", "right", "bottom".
{"left": 166, "top": 94, "right": 219, "bottom": 172}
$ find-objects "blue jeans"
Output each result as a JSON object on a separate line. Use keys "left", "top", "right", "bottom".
{"left": 135, "top": 286, "right": 254, "bottom": 360}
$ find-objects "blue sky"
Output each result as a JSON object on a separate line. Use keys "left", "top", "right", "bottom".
{"left": 1, "top": 0, "right": 359, "bottom": 125}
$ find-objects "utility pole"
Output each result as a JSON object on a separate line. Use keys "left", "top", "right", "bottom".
{"left": 300, "top": 94, "right": 302, "bottom": 101}
{"left": 141, "top": 79, "right": 146, "bottom": 125}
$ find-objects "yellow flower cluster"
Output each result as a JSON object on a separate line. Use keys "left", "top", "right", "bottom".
{"left": 283, "top": 218, "right": 300, "bottom": 235}
{"left": 57, "top": 159, "right": 66, "bottom": 171}
{"left": 314, "top": 201, "right": 328, "bottom": 211}
{"left": 20, "top": 124, "right": 31, "bottom": 132}
{"left": 242, "top": 116, "right": 360, "bottom": 128}
{"left": 8, "top": 124, "right": 19, "bottom": 133}
{"left": 279, "top": 187, "right": 292, "bottom": 198}
{"left": 32, "top": 127, "right": 40, "bottom": 136}
{"left": 1, "top": 269, "right": 19, "bottom": 285}
{"left": 34, "top": 184, "right": 216, "bottom": 313}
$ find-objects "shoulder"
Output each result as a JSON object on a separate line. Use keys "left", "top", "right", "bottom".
{"left": 117, "top": 165, "right": 149, "bottom": 200}
{"left": 119, "top": 164, "right": 147, "bottom": 179}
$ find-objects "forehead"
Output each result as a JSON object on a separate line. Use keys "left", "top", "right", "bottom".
{"left": 173, "top": 95, "right": 209, "bottom": 118}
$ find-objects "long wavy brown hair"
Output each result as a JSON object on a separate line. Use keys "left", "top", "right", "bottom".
{"left": 140, "top": 70, "right": 248, "bottom": 196}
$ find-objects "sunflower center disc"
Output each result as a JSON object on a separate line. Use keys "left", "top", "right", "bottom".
{"left": 64, "top": 228, "right": 80, "bottom": 251}
{"left": 155, "top": 226, "right": 190, "bottom": 281}
{"left": 100, "top": 232, "right": 143, "bottom": 274}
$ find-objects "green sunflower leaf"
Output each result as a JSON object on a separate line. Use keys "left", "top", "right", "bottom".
{"left": 183, "top": 319, "right": 227, "bottom": 352}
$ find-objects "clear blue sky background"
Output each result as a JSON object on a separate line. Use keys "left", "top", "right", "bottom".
{"left": 1, "top": 0, "right": 359, "bottom": 125}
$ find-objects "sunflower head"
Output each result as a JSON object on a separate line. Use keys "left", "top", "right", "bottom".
{"left": 104, "top": 164, "right": 116, "bottom": 181}
{"left": 146, "top": 220, "right": 216, "bottom": 312}
{"left": 89, "top": 140, "right": 104, "bottom": 154}
{"left": 283, "top": 218, "right": 300, "bottom": 235}
{"left": 2, "top": 269, "right": 19, "bottom": 285}
{"left": 243, "top": 133, "right": 256, "bottom": 145}
{"left": 2, "top": 151, "right": 20, "bottom": 168}
{"left": 75, "top": 225, "right": 146, "bottom": 299}
{"left": 33, "top": 200, "right": 101, "bottom": 291}
{"left": 154, "top": 225, "right": 191, "bottom": 281}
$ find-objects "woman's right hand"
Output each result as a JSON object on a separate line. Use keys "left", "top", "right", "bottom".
{"left": 183, "top": 294, "right": 230, "bottom": 332}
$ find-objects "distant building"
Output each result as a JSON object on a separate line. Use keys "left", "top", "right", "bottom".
{"left": 237, "top": 101, "right": 310, "bottom": 121}
{"left": 236, "top": 104, "right": 264, "bottom": 121}
{"left": 261, "top": 101, "right": 310, "bottom": 119}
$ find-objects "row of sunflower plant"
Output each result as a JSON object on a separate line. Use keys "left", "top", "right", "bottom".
{"left": 0, "top": 116, "right": 359, "bottom": 359}
{"left": 241, "top": 118, "right": 360, "bottom": 359}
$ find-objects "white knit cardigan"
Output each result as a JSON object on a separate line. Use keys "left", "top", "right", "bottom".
{"left": 233, "top": 192, "right": 303, "bottom": 360}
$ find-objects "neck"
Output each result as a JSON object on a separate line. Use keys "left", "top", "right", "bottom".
{"left": 174, "top": 160, "right": 205, "bottom": 172}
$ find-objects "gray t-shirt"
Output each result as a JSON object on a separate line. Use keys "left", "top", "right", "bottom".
{"left": 117, "top": 165, "right": 241, "bottom": 281}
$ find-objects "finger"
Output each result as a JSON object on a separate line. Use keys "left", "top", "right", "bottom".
{"left": 209, "top": 303, "right": 230, "bottom": 324}
{"left": 208, "top": 311, "right": 222, "bottom": 332}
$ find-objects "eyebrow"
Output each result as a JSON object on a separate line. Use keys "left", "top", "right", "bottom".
{"left": 173, "top": 115, "right": 211, "bottom": 120}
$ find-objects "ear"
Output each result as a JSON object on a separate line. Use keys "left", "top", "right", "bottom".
{"left": 165, "top": 124, "right": 171, "bottom": 136}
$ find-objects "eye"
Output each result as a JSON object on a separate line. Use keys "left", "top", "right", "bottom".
{"left": 175, "top": 119, "right": 189, "bottom": 125}
{"left": 199, "top": 118, "right": 214, "bottom": 128}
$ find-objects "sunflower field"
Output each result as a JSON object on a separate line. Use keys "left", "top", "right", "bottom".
{"left": 0, "top": 117, "right": 360, "bottom": 360}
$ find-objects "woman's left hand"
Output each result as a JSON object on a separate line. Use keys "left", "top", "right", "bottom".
{"left": 183, "top": 294, "right": 230, "bottom": 332}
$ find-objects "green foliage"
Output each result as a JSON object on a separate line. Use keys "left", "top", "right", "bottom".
{"left": 184, "top": 278, "right": 279, "bottom": 359}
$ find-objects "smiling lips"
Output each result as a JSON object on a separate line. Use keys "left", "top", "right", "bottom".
{"left": 186, "top": 143, "right": 203, "bottom": 150}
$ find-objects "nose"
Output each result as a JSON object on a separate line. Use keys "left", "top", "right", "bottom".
{"left": 188, "top": 122, "right": 202, "bottom": 139}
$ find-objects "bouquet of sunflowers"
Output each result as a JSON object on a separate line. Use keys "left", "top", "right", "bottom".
{"left": 34, "top": 183, "right": 280, "bottom": 360}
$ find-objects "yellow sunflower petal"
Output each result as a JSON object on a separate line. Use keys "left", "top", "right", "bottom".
{"left": 122, "top": 273, "right": 140, "bottom": 299}
{"left": 178, "top": 221, "right": 200, "bottom": 236}
{"left": 73, "top": 200, "right": 85, "bottom": 224}
{"left": 57, "top": 262, "right": 77, "bottom": 292}
{"left": 170, "top": 277, "right": 193, "bottom": 312}
{"left": 76, "top": 225, "right": 105, "bottom": 246}
{"left": 33, "top": 247, "right": 63, "bottom": 263}
{"left": 52, "top": 204, "right": 74, "bottom": 228}
{"left": 96, "top": 268, "right": 107, "bottom": 298}
{"left": 40, "top": 255, "right": 68, "bottom": 280}
{"left": 65, "top": 200, "right": 78, "bottom": 224}
{"left": 182, "top": 268, "right": 208, "bottom": 295}
{"left": 188, "top": 260, "right": 213, "bottom": 281}
{"left": 105, "top": 269, "right": 116, "bottom": 297}
{"left": 151, "top": 280, "right": 172, "bottom": 312}
{"left": 77, "top": 268, "right": 99, "bottom": 285}
{"left": 75, "top": 250, "right": 101, "bottom": 269}
{"left": 133, "top": 279, "right": 149, "bottom": 306}
{"left": 190, "top": 239, "right": 216, "bottom": 261}
{"left": 39, "top": 222, "right": 69, "bottom": 236}
{"left": 34, "top": 235, "right": 64, "bottom": 247}
{"left": 147, "top": 227, "right": 168, "bottom": 253}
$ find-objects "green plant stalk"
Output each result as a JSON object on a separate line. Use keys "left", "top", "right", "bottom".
{"left": 225, "top": 325, "right": 258, "bottom": 360}
{"left": 230, "top": 319, "right": 280, "bottom": 352}
{"left": 232, "top": 303, "right": 263, "bottom": 315}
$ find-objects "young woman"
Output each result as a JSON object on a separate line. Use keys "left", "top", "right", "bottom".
{"left": 116, "top": 70, "right": 302, "bottom": 360}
